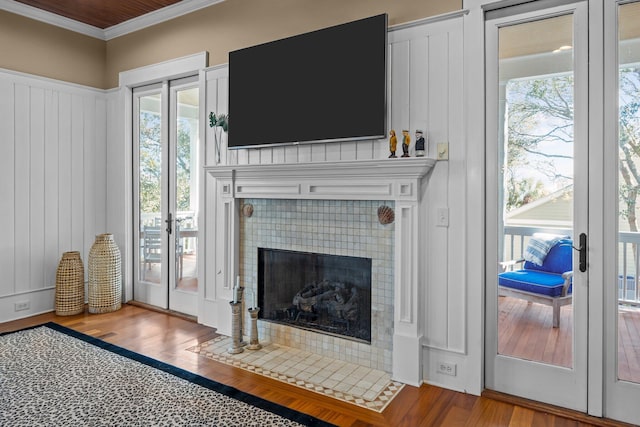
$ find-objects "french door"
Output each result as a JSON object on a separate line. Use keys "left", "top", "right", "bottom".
{"left": 486, "top": 1, "right": 640, "bottom": 423}
{"left": 133, "top": 76, "right": 200, "bottom": 316}
{"left": 604, "top": 1, "right": 640, "bottom": 424}
{"left": 486, "top": 1, "right": 589, "bottom": 412}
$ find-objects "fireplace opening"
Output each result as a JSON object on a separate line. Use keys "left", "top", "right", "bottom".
{"left": 258, "top": 248, "right": 372, "bottom": 343}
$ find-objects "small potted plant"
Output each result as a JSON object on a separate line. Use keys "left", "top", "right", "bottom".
{"left": 209, "top": 112, "right": 229, "bottom": 164}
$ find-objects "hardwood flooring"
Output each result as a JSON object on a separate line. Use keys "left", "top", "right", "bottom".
{"left": 0, "top": 305, "right": 633, "bottom": 427}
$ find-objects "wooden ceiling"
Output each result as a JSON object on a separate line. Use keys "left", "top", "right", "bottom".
{"left": 14, "top": 0, "right": 183, "bottom": 29}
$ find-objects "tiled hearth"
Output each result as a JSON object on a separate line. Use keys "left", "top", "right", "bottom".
{"left": 239, "top": 198, "right": 394, "bottom": 372}
{"left": 188, "top": 336, "right": 404, "bottom": 412}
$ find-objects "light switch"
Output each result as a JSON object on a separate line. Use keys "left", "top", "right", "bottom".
{"left": 437, "top": 143, "right": 449, "bottom": 160}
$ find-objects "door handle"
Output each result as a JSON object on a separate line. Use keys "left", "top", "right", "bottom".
{"left": 165, "top": 213, "right": 173, "bottom": 234}
{"left": 572, "top": 233, "right": 587, "bottom": 272}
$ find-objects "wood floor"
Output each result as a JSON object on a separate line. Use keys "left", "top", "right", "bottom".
{"left": 0, "top": 305, "right": 632, "bottom": 427}
{"left": 619, "top": 306, "right": 640, "bottom": 383}
{"left": 498, "top": 296, "right": 573, "bottom": 368}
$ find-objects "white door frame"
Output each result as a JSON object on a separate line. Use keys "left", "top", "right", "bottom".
{"left": 603, "top": 1, "right": 640, "bottom": 424}
{"left": 586, "top": 0, "right": 604, "bottom": 417}
{"left": 133, "top": 82, "right": 170, "bottom": 308}
{"left": 119, "top": 52, "right": 207, "bottom": 314}
{"left": 484, "top": 1, "right": 591, "bottom": 413}
{"left": 167, "top": 76, "right": 200, "bottom": 315}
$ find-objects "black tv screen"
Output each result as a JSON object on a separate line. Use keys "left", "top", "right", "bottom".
{"left": 228, "top": 14, "right": 388, "bottom": 149}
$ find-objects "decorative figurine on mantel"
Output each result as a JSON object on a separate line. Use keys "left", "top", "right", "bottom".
{"left": 415, "top": 130, "right": 426, "bottom": 157}
{"left": 401, "top": 130, "right": 411, "bottom": 157}
{"left": 388, "top": 130, "right": 397, "bottom": 158}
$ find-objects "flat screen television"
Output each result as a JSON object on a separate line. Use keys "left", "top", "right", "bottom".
{"left": 228, "top": 14, "right": 388, "bottom": 149}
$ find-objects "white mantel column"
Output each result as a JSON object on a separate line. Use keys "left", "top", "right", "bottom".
{"left": 392, "top": 201, "right": 423, "bottom": 386}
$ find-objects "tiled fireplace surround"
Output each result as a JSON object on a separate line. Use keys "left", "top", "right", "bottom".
{"left": 239, "top": 198, "right": 394, "bottom": 372}
{"left": 206, "top": 158, "right": 435, "bottom": 385}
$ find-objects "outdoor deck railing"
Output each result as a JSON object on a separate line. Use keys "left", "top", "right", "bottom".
{"left": 504, "top": 225, "right": 640, "bottom": 306}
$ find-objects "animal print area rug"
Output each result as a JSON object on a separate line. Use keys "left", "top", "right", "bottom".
{"left": 0, "top": 323, "right": 333, "bottom": 427}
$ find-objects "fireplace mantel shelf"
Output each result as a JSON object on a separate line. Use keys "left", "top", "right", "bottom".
{"left": 204, "top": 157, "right": 436, "bottom": 201}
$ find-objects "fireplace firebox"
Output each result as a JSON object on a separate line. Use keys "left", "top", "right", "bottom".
{"left": 258, "top": 248, "right": 372, "bottom": 343}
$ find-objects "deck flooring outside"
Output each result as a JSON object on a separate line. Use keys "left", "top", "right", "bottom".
{"left": 498, "top": 296, "right": 640, "bottom": 383}
{"left": 141, "top": 253, "right": 198, "bottom": 292}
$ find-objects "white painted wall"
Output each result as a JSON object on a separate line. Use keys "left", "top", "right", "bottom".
{"left": 0, "top": 69, "right": 108, "bottom": 322}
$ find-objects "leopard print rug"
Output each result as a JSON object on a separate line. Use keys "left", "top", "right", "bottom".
{"left": 0, "top": 324, "right": 333, "bottom": 427}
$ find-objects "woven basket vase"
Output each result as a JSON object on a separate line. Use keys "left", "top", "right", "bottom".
{"left": 88, "top": 233, "right": 122, "bottom": 314}
{"left": 55, "top": 251, "right": 85, "bottom": 316}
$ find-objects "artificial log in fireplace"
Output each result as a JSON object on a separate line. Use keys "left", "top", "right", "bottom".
{"left": 258, "top": 248, "right": 372, "bottom": 342}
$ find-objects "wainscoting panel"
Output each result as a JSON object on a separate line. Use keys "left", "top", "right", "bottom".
{"left": 388, "top": 17, "right": 465, "bottom": 361}
{"left": 201, "top": 65, "right": 233, "bottom": 329}
{"left": 0, "top": 78, "right": 16, "bottom": 293}
{"left": 0, "top": 69, "right": 107, "bottom": 322}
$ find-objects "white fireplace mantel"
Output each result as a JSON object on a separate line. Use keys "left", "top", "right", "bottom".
{"left": 204, "top": 157, "right": 435, "bottom": 202}
{"left": 204, "top": 157, "right": 436, "bottom": 386}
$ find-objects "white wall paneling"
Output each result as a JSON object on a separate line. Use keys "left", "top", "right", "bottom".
{"left": 201, "top": 65, "right": 232, "bottom": 329}
{"left": 388, "top": 16, "right": 468, "bottom": 392}
{"left": 0, "top": 69, "right": 108, "bottom": 322}
{"left": 0, "top": 78, "right": 16, "bottom": 294}
{"left": 44, "top": 89, "right": 59, "bottom": 291}
{"left": 105, "top": 88, "right": 128, "bottom": 300}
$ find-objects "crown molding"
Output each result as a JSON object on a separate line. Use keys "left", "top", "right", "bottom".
{"left": 388, "top": 9, "right": 469, "bottom": 32}
{"left": 104, "top": 0, "right": 224, "bottom": 40}
{"left": 0, "top": 0, "right": 225, "bottom": 41}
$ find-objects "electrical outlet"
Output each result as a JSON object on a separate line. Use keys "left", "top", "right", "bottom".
{"left": 437, "top": 207, "right": 449, "bottom": 227}
{"left": 14, "top": 301, "right": 30, "bottom": 311}
{"left": 437, "top": 362, "right": 457, "bottom": 376}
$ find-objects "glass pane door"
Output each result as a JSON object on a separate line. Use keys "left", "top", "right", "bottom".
{"left": 169, "top": 84, "right": 199, "bottom": 314}
{"left": 607, "top": 1, "right": 640, "bottom": 423}
{"left": 497, "top": 14, "right": 575, "bottom": 367}
{"left": 485, "top": 2, "right": 589, "bottom": 411}
{"left": 133, "top": 78, "right": 200, "bottom": 316}
{"left": 134, "top": 87, "right": 168, "bottom": 308}
{"left": 616, "top": 0, "right": 640, "bottom": 386}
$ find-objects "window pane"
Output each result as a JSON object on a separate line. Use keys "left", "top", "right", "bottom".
{"left": 174, "top": 87, "right": 199, "bottom": 292}
{"left": 617, "top": 1, "right": 640, "bottom": 384}
{"left": 139, "top": 93, "right": 163, "bottom": 285}
{"left": 497, "top": 14, "right": 575, "bottom": 368}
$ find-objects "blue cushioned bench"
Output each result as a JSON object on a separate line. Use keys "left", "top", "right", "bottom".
{"left": 498, "top": 239, "right": 573, "bottom": 328}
